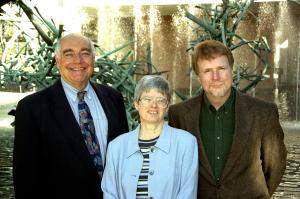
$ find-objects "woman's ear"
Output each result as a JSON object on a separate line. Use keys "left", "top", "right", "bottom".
{"left": 165, "top": 105, "right": 169, "bottom": 112}
{"left": 163, "top": 104, "right": 169, "bottom": 114}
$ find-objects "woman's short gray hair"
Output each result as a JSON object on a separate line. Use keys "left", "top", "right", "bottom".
{"left": 134, "top": 75, "right": 171, "bottom": 103}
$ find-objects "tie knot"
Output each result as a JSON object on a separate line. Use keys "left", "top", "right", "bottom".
{"left": 77, "top": 91, "right": 87, "bottom": 102}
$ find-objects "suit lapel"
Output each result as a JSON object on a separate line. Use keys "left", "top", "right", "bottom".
{"left": 183, "top": 99, "right": 200, "bottom": 136}
{"left": 49, "top": 80, "right": 95, "bottom": 169}
{"left": 221, "top": 91, "right": 253, "bottom": 181}
{"left": 183, "top": 92, "right": 215, "bottom": 182}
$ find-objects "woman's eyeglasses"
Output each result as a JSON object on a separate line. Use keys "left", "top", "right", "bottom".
{"left": 139, "top": 97, "right": 168, "bottom": 108}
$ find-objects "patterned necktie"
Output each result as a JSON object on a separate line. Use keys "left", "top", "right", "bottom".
{"left": 78, "top": 91, "right": 103, "bottom": 178}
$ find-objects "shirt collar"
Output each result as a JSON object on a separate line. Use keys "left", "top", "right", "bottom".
{"left": 126, "top": 123, "right": 171, "bottom": 158}
{"left": 61, "top": 78, "right": 92, "bottom": 102}
{"left": 203, "top": 87, "right": 235, "bottom": 113}
{"left": 154, "top": 123, "right": 171, "bottom": 154}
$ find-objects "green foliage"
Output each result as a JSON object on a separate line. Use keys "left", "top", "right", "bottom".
{"left": 2, "top": 0, "right": 272, "bottom": 127}
{"left": 184, "top": 0, "right": 272, "bottom": 97}
{"left": 93, "top": 42, "right": 141, "bottom": 129}
{"left": 288, "top": 0, "right": 300, "bottom": 5}
{"left": 0, "top": 0, "right": 147, "bottom": 130}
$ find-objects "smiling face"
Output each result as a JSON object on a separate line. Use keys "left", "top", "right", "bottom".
{"left": 55, "top": 34, "right": 94, "bottom": 90}
{"left": 134, "top": 89, "right": 168, "bottom": 125}
{"left": 197, "top": 55, "right": 233, "bottom": 105}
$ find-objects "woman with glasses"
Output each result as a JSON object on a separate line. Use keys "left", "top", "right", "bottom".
{"left": 101, "top": 75, "right": 198, "bottom": 199}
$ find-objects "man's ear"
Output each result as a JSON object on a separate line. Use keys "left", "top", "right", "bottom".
{"left": 55, "top": 56, "right": 60, "bottom": 69}
{"left": 134, "top": 101, "right": 139, "bottom": 111}
{"left": 197, "top": 76, "right": 202, "bottom": 85}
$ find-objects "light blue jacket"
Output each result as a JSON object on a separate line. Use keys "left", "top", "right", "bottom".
{"left": 101, "top": 124, "right": 198, "bottom": 199}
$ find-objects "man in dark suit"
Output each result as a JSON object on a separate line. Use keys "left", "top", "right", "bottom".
{"left": 168, "top": 40, "right": 287, "bottom": 199}
{"left": 13, "top": 33, "right": 129, "bottom": 199}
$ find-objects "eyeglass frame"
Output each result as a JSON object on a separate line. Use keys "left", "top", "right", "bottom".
{"left": 138, "top": 96, "right": 169, "bottom": 108}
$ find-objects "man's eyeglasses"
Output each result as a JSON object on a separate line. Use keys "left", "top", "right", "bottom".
{"left": 139, "top": 97, "right": 168, "bottom": 108}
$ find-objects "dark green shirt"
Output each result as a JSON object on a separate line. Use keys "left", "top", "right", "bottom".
{"left": 200, "top": 89, "right": 235, "bottom": 180}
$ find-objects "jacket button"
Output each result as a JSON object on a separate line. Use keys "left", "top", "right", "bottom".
{"left": 216, "top": 180, "right": 221, "bottom": 189}
{"left": 150, "top": 146, "right": 156, "bottom": 153}
{"left": 149, "top": 170, "right": 154, "bottom": 175}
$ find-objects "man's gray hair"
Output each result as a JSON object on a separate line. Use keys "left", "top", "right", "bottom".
{"left": 54, "top": 33, "right": 95, "bottom": 57}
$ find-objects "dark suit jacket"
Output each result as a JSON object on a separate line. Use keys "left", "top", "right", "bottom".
{"left": 13, "top": 80, "right": 129, "bottom": 199}
{"left": 168, "top": 90, "right": 287, "bottom": 199}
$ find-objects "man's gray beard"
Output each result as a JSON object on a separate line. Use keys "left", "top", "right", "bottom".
{"left": 210, "top": 87, "right": 229, "bottom": 97}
